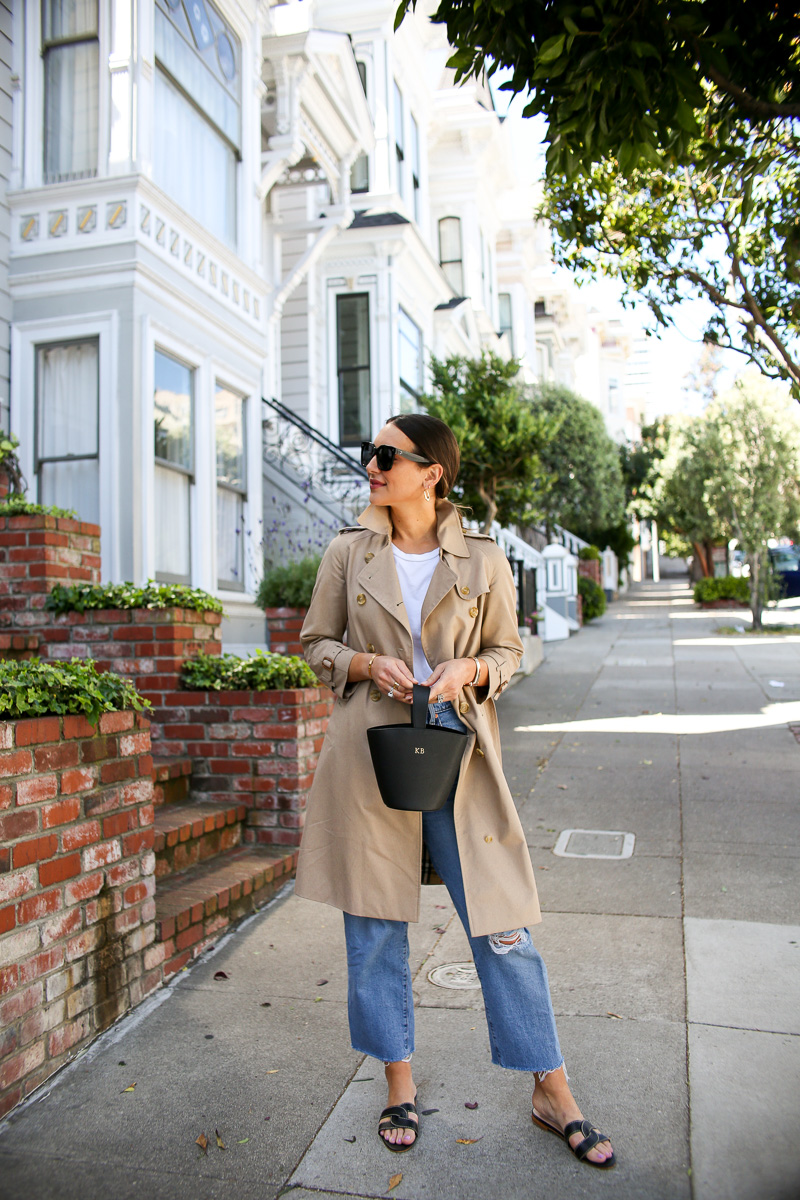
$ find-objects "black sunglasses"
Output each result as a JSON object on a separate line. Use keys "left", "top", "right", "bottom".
{"left": 360, "top": 441, "right": 431, "bottom": 471}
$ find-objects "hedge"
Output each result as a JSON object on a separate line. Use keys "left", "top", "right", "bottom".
{"left": 578, "top": 574, "right": 607, "bottom": 620}
{"left": 693, "top": 576, "right": 750, "bottom": 605}
{"left": 181, "top": 649, "right": 318, "bottom": 691}
{"left": 256, "top": 556, "right": 321, "bottom": 610}
{"left": 44, "top": 581, "right": 225, "bottom": 615}
{"left": 0, "top": 658, "right": 151, "bottom": 724}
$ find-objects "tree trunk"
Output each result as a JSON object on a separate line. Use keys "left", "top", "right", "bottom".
{"left": 750, "top": 551, "right": 763, "bottom": 631}
{"left": 692, "top": 541, "right": 712, "bottom": 577}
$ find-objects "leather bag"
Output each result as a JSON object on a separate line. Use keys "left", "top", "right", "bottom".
{"left": 367, "top": 685, "right": 469, "bottom": 812}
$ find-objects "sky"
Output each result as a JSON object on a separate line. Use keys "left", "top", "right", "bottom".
{"left": 491, "top": 77, "right": 743, "bottom": 419}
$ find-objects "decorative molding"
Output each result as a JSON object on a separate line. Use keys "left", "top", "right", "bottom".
{"left": 48, "top": 210, "right": 67, "bottom": 238}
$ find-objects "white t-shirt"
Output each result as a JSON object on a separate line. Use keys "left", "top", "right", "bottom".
{"left": 392, "top": 545, "right": 440, "bottom": 682}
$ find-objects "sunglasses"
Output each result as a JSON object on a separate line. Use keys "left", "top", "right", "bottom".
{"left": 360, "top": 441, "right": 431, "bottom": 471}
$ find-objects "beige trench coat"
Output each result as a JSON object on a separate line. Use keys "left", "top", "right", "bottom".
{"left": 294, "top": 500, "right": 541, "bottom": 938}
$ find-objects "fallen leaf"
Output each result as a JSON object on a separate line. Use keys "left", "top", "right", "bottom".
{"left": 557, "top": 784, "right": 568, "bottom": 790}
{"left": 352, "top": 1077, "right": 375, "bottom": 1083}
{"left": 196, "top": 1133, "right": 208, "bottom": 1154}
{"left": 456, "top": 1137, "right": 483, "bottom": 1144}
{"left": 344, "top": 1135, "right": 356, "bottom": 1143}
{"left": 237, "top": 1138, "right": 249, "bottom": 1144}
{"left": 641, "top": 760, "right": 653, "bottom": 766}
{"left": 606, "top": 1011, "right": 624, "bottom": 1020}
{"left": 214, "top": 970, "right": 229, "bottom": 981}
{"left": 266, "top": 1069, "right": 279, "bottom": 1074}
{"left": 434, "top": 927, "right": 448, "bottom": 934}
{"left": 388, "top": 1172, "right": 403, "bottom": 1191}
{"left": 316, "top": 979, "right": 329, "bottom": 987}
{"left": 465, "top": 1101, "right": 478, "bottom": 1110}
{"left": 264, "top": 1116, "right": 270, "bottom": 1121}
{"left": 121, "top": 1082, "right": 136, "bottom": 1092}
{"left": 261, "top": 1001, "right": 271, "bottom": 1007}
{"left": 215, "top": 1129, "right": 226, "bottom": 1150}
{"left": 314, "top": 996, "right": 323, "bottom": 1002}
{"left": 421, "top": 1108, "right": 440, "bottom": 1115}
{"left": 435, "top": 904, "right": 447, "bottom": 909}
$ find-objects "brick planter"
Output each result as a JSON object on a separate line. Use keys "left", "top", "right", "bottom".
{"left": 153, "top": 687, "right": 334, "bottom": 847}
{"left": 265, "top": 606, "right": 307, "bottom": 656}
{"left": 0, "top": 710, "right": 156, "bottom": 1119}
{"left": 578, "top": 559, "right": 602, "bottom": 586}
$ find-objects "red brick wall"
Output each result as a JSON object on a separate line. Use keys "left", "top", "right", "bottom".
{"left": 265, "top": 607, "right": 306, "bottom": 656}
{"left": 153, "top": 687, "right": 334, "bottom": 846}
{"left": 0, "top": 711, "right": 156, "bottom": 1118}
{"left": 578, "top": 558, "right": 602, "bottom": 586}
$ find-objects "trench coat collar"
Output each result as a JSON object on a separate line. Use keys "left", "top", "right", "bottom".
{"left": 356, "top": 499, "right": 470, "bottom": 558}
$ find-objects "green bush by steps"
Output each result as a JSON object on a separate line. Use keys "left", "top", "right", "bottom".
{"left": 256, "top": 556, "right": 321, "bottom": 610}
{"left": 0, "top": 496, "right": 78, "bottom": 519}
{"left": 578, "top": 574, "right": 607, "bottom": 620}
{"left": 45, "top": 580, "right": 224, "bottom": 615}
{"left": 0, "top": 658, "right": 151, "bottom": 725}
{"left": 181, "top": 649, "right": 318, "bottom": 692}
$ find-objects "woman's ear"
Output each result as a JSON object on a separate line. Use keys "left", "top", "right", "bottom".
{"left": 424, "top": 464, "right": 444, "bottom": 491}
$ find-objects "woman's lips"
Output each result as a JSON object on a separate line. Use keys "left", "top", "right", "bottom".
{"left": 369, "top": 479, "right": 385, "bottom": 490}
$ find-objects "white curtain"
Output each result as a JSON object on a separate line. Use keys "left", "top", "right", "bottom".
{"left": 153, "top": 69, "right": 236, "bottom": 246}
{"left": 44, "top": 41, "right": 99, "bottom": 181}
{"left": 154, "top": 464, "right": 191, "bottom": 581}
{"left": 37, "top": 341, "right": 99, "bottom": 523}
{"left": 216, "top": 488, "right": 243, "bottom": 588}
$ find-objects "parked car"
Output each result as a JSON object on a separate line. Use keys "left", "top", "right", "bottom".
{"left": 769, "top": 546, "right": 800, "bottom": 598}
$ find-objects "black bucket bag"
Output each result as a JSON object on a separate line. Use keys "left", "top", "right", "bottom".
{"left": 367, "top": 684, "right": 469, "bottom": 812}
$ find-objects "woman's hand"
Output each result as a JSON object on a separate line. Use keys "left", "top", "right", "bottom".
{"left": 422, "top": 658, "right": 477, "bottom": 703}
{"left": 371, "top": 655, "right": 417, "bottom": 704}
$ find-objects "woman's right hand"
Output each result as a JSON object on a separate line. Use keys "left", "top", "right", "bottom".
{"left": 370, "top": 655, "right": 417, "bottom": 704}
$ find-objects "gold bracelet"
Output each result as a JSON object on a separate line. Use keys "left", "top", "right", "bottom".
{"left": 367, "top": 653, "right": 379, "bottom": 678}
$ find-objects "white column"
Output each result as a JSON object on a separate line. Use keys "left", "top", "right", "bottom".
{"left": 651, "top": 520, "right": 660, "bottom": 583}
{"left": 108, "top": 0, "right": 134, "bottom": 173}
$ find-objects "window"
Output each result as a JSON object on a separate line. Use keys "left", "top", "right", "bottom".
{"left": 337, "top": 294, "right": 371, "bottom": 447}
{"left": 154, "top": 349, "right": 194, "bottom": 583}
{"left": 410, "top": 114, "right": 420, "bottom": 222}
{"left": 438, "top": 217, "right": 463, "bottom": 294}
{"left": 43, "top": 0, "right": 99, "bottom": 183}
{"left": 36, "top": 340, "right": 99, "bottom": 522}
{"left": 398, "top": 309, "right": 422, "bottom": 412}
{"left": 350, "top": 61, "right": 369, "bottom": 194}
{"left": 394, "top": 81, "right": 405, "bottom": 201}
{"left": 215, "top": 384, "right": 247, "bottom": 590}
{"left": 498, "top": 293, "right": 514, "bottom": 355}
{"left": 153, "top": 0, "right": 241, "bottom": 245}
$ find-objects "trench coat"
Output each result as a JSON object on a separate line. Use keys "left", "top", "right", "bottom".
{"left": 294, "top": 500, "right": 541, "bottom": 939}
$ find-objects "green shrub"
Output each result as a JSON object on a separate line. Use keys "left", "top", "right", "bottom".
{"left": 0, "top": 496, "right": 78, "bottom": 519}
{"left": 578, "top": 574, "right": 607, "bottom": 620}
{"left": 578, "top": 545, "right": 601, "bottom": 561}
{"left": 256, "top": 556, "right": 321, "bottom": 609}
{"left": 0, "top": 658, "right": 151, "bottom": 725}
{"left": 181, "top": 649, "right": 318, "bottom": 691}
{"left": 693, "top": 575, "right": 750, "bottom": 605}
{"left": 45, "top": 581, "right": 224, "bottom": 615}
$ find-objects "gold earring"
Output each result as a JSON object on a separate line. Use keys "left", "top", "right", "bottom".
{"left": 423, "top": 487, "right": 431, "bottom": 501}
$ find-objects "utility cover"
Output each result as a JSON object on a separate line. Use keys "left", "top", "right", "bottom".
{"left": 553, "top": 829, "right": 635, "bottom": 859}
{"left": 428, "top": 962, "right": 481, "bottom": 990}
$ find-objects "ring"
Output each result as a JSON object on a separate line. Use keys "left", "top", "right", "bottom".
{"left": 437, "top": 693, "right": 445, "bottom": 703}
{"left": 387, "top": 688, "right": 394, "bottom": 698}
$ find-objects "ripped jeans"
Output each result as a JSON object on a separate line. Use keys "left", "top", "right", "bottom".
{"left": 343, "top": 700, "right": 564, "bottom": 1074}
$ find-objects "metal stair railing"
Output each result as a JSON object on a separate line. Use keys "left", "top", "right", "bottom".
{"left": 262, "top": 397, "right": 370, "bottom": 524}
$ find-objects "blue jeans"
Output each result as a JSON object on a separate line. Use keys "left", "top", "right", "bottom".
{"left": 343, "top": 701, "right": 564, "bottom": 1074}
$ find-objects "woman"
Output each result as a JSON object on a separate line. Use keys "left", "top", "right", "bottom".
{"left": 296, "top": 414, "right": 615, "bottom": 1169}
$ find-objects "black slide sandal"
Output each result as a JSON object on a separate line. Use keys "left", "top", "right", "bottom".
{"left": 532, "top": 1109, "right": 616, "bottom": 1169}
{"left": 378, "top": 1098, "right": 420, "bottom": 1153}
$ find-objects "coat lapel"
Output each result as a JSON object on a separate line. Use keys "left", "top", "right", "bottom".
{"left": 356, "top": 541, "right": 411, "bottom": 636}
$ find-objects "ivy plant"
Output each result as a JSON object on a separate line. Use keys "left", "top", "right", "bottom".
{"left": 181, "top": 649, "right": 318, "bottom": 692}
{"left": 45, "top": 580, "right": 225, "bottom": 615}
{"left": 256, "top": 556, "right": 321, "bottom": 610}
{"left": 0, "top": 658, "right": 151, "bottom": 725}
{"left": 0, "top": 496, "right": 78, "bottom": 519}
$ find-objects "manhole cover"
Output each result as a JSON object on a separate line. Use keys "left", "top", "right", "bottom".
{"left": 553, "top": 829, "right": 635, "bottom": 859}
{"left": 427, "top": 962, "right": 480, "bottom": 990}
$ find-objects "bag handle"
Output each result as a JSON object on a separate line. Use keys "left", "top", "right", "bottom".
{"left": 411, "top": 684, "right": 430, "bottom": 729}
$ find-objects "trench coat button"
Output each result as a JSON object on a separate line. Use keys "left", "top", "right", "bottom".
{"left": 370, "top": 689, "right": 381, "bottom": 701}
{"left": 484, "top": 835, "right": 493, "bottom": 843}
{"left": 364, "top": 552, "right": 374, "bottom": 562}
{"left": 459, "top": 700, "right": 470, "bottom": 715}
{"left": 469, "top": 606, "right": 478, "bottom": 617}
{"left": 460, "top": 586, "right": 470, "bottom": 596}
{"left": 475, "top": 747, "right": 485, "bottom": 757}
{"left": 366, "top": 643, "right": 375, "bottom": 653}
{"left": 357, "top": 593, "right": 366, "bottom": 605}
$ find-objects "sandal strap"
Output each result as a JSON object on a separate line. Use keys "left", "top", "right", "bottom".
{"left": 563, "top": 1119, "right": 609, "bottom": 1161}
{"left": 379, "top": 1103, "right": 419, "bottom": 1132}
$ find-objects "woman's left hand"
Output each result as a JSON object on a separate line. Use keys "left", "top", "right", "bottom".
{"left": 422, "top": 659, "right": 475, "bottom": 703}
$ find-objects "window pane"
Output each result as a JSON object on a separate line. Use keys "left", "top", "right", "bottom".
{"left": 442, "top": 260, "right": 464, "bottom": 295}
{"left": 356, "top": 60, "right": 367, "bottom": 95}
{"left": 399, "top": 309, "right": 422, "bottom": 397}
{"left": 411, "top": 114, "right": 420, "bottom": 176}
{"left": 339, "top": 369, "right": 370, "bottom": 447}
{"left": 154, "top": 463, "right": 191, "bottom": 580}
{"left": 40, "top": 459, "right": 99, "bottom": 524}
{"left": 43, "top": 0, "right": 97, "bottom": 41}
{"left": 38, "top": 341, "right": 98, "bottom": 459}
{"left": 217, "top": 487, "right": 243, "bottom": 588}
{"left": 350, "top": 152, "right": 369, "bottom": 193}
{"left": 154, "top": 350, "right": 193, "bottom": 469}
{"left": 153, "top": 69, "right": 237, "bottom": 246}
{"left": 438, "top": 217, "right": 462, "bottom": 264}
{"left": 337, "top": 295, "right": 369, "bottom": 369}
{"left": 44, "top": 42, "right": 99, "bottom": 181}
{"left": 394, "top": 82, "right": 404, "bottom": 149}
{"left": 215, "top": 384, "right": 245, "bottom": 490}
{"left": 154, "top": 6, "right": 240, "bottom": 148}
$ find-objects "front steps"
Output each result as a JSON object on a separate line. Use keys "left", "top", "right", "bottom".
{"left": 150, "top": 755, "right": 297, "bottom": 978}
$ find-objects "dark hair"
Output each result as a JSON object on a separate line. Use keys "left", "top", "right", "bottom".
{"left": 385, "top": 413, "right": 460, "bottom": 500}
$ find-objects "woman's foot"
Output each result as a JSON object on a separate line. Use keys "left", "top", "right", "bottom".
{"left": 379, "top": 1060, "right": 419, "bottom": 1149}
{"left": 532, "top": 1068, "right": 614, "bottom": 1167}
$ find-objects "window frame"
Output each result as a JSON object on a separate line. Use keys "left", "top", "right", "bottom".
{"left": 410, "top": 112, "right": 420, "bottom": 222}
{"left": 394, "top": 80, "right": 405, "bottom": 201}
{"left": 350, "top": 59, "right": 369, "bottom": 195}
{"left": 214, "top": 381, "right": 247, "bottom": 592}
{"left": 398, "top": 307, "right": 423, "bottom": 411}
{"left": 438, "top": 216, "right": 464, "bottom": 295}
{"left": 336, "top": 292, "right": 372, "bottom": 449}
{"left": 153, "top": 346, "right": 196, "bottom": 585}
{"left": 498, "top": 292, "right": 514, "bottom": 355}
{"left": 33, "top": 334, "right": 100, "bottom": 511}
{"left": 41, "top": 0, "right": 100, "bottom": 184}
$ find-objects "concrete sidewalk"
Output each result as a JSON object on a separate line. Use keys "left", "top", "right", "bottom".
{"left": 1, "top": 580, "right": 798, "bottom": 1200}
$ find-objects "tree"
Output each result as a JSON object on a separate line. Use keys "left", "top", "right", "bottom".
{"left": 421, "top": 352, "right": 560, "bottom": 532}
{"left": 396, "top": 1, "right": 799, "bottom": 178}
{"left": 657, "top": 417, "right": 727, "bottom": 578}
{"left": 530, "top": 382, "right": 625, "bottom": 541}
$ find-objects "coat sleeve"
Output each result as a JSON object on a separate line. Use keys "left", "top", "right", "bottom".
{"left": 300, "top": 535, "right": 359, "bottom": 701}
{"left": 475, "top": 545, "right": 524, "bottom": 704}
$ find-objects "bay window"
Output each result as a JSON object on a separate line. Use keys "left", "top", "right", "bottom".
{"left": 154, "top": 349, "right": 194, "bottom": 583}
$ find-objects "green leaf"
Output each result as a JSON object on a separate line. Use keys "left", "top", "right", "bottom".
{"left": 537, "top": 34, "right": 566, "bottom": 64}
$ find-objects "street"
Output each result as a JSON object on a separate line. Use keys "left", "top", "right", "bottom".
{"left": 0, "top": 579, "right": 798, "bottom": 1200}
